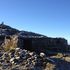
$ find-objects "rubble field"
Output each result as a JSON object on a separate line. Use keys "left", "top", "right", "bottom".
{"left": 0, "top": 23, "right": 70, "bottom": 70}
{"left": 0, "top": 48, "right": 70, "bottom": 70}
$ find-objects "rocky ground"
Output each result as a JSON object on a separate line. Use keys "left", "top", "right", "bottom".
{"left": 0, "top": 48, "right": 70, "bottom": 70}
{"left": 0, "top": 48, "right": 47, "bottom": 70}
{"left": 0, "top": 23, "right": 70, "bottom": 70}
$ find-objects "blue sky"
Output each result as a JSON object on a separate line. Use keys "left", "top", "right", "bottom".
{"left": 0, "top": 0, "right": 70, "bottom": 43}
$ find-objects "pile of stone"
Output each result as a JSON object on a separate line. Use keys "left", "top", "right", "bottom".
{"left": 0, "top": 48, "right": 48, "bottom": 70}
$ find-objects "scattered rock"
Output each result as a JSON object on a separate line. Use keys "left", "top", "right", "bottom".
{"left": 0, "top": 23, "right": 69, "bottom": 70}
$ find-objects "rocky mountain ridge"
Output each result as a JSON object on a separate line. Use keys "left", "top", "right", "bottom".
{"left": 0, "top": 23, "right": 69, "bottom": 53}
{"left": 0, "top": 23, "right": 70, "bottom": 70}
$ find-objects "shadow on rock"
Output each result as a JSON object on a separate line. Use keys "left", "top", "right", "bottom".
{"left": 49, "top": 58, "right": 70, "bottom": 70}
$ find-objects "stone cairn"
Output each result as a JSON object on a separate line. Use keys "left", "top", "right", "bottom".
{"left": 0, "top": 47, "right": 48, "bottom": 70}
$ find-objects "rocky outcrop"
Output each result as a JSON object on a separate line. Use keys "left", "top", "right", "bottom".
{"left": 0, "top": 23, "right": 69, "bottom": 54}
{"left": 0, "top": 23, "right": 70, "bottom": 70}
{"left": 0, "top": 23, "right": 19, "bottom": 36}
{"left": 30, "top": 38, "right": 68, "bottom": 53}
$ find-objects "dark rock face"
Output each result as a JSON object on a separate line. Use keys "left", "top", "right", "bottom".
{"left": 31, "top": 38, "right": 68, "bottom": 53}
{"left": 0, "top": 23, "right": 68, "bottom": 54}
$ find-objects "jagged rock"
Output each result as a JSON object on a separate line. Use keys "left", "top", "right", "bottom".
{"left": 0, "top": 23, "right": 68, "bottom": 54}
{"left": 0, "top": 47, "right": 69, "bottom": 70}
{"left": 0, "top": 23, "right": 69, "bottom": 70}
{"left": 0, "top": 23, "right": 19, "bottom": 36}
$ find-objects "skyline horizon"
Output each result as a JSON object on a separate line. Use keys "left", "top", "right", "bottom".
{"left": 0, "top": 0, "right": 70, "bottom": 44}
{"left": 0, "top": 22, "right": 70, "bottom": 44}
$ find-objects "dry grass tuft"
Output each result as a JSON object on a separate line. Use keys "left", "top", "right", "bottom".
{"left": 3, "top": 35, "right": 18, "bottom": 51}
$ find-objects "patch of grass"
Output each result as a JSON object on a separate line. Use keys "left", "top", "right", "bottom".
{"left": 3, "top": 36, "right": 18, "bottom": 51}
